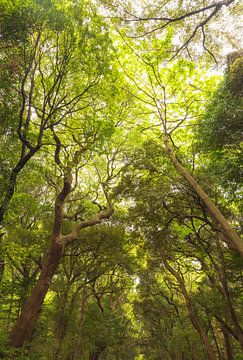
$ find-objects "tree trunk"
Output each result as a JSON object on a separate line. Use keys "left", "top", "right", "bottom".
{"left": 215, "top": 236, "right": 243, "bottom": 350}
{"left": 187, "top": 306, "right": 216, "bottom": 360}
{"left": 221, "top": 276, "right": 243, "bottom": 350}
{"left": 221, "top": 325, "right": 234, "bottom": 360}
{"left": 0, "top": 147, "right": 40, "bottom": 224}
{"left": 90, "top": 353, "right": 99, "bottom": 360}
{"left": 54, "top": 291, "right": 70, "bottom": 360}
{"left": 9, "top": 168, "right": 72, "bottom": 348}
{"left": 0, "top": 249, "right": 4, "bottom": 283}
{"left": 89, "top": 344, "right": 106, "bottom": 360}
{"left": 8, "top": 168, "right": 113, "bottom": 350}
{"left": 164, "top": 135, "right": 243, "bottom": 256}
{"left": 9, "top": 241, "right": 63, "bottom": 348}
{"left": 162, "top": 256, "right": 216, "bottom": 360}
{"left": 71, "top": 287, "right": 88, "bottom": 360}
{"left": 186, "top": 338, "right": 197, "bottom": 360}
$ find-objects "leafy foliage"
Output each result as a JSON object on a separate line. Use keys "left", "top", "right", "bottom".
{"left": 0, "top": 0, "right": 242, "bottom": 359}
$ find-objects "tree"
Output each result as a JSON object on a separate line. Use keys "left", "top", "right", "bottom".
{"left": 113, "top": 35, "right": 243, "bottom": 255}
{"left": 0, "top": 0, "right": 135, "bottom": 349}
{"left": 119, "top": 136, "right": 243, "bottom": 358}
{"left": 0, "top": 0, "right": 242, "bottom": 358}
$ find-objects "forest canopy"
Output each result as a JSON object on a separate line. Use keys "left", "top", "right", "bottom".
{"left": 0, "top": 0, "right": 242, "bottom": 359}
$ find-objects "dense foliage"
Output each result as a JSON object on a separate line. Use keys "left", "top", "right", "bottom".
{"left": 0, "top": 0, "right": 242, "bottom": 359}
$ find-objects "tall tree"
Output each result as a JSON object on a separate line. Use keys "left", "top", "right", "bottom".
{"left": 114, "top": 36, "right": 243, "bottom": 255}
{"left": 1, "top": 0, "right": 135, "bottom": 349}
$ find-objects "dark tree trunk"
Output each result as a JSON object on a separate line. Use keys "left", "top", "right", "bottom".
{"left": 221, "top": 325, "right": 234, "bottom": 360}
{"left": 0, "top": 147, "right": 40, "bottom": 224}
{"left": 54, "top": 293, "right": 69, "bottom": 360}
{"left": 90, "top": 352, "right": 100, "bottom": 360}
{"left": 71, "top": 287, "right": 88, "bottom": 360}
{"left": 0, "top": 249, "right": 4, "bottom": 283}
{"left": 89, "top": 345, "right": 106, "bottom": 360}
{"left": 9, "top": 241, "right": 63, "bottom": 348}
{"left": 9, "top": 168, "right": 72, "bottom": 348}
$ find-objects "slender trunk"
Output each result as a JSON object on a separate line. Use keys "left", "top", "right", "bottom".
{"left": 0, "top": 146, "right": 40, "bottom": 288}
{"left": 221, "top": 276, "right": 243, "bottom": 350}
{"left": 187, "top": 307, "right": 216, "bottom": 360}
{"left": 90, "top": 353, "right": 99, "bottom": 360}
{"left": 162, "top": 257, "right": 216, "bottom": 360}
{"left": 221, "top": 325, "right": 234, "bottom": 360}
{"left": 0, "top": 251, "right": 4, "bottom": 283}
{"left": 71, "top": 287, "right": 88, "bottom": 360}
{"left": 209, "top": 320, "right": 223, "bottom": 360}
{"left": 216, "top": 236, "right": 243, "bottom": 350}
{"left": 199, "top": 240, "right": 243, "bottom": 350}
{"left": 89, "top": 346, "right": 106, "bottom": 360}
{"left": 0, "top": 233, "right": 5, "bottom": 283}
{"left": 186, "top": 338, "right": 197, "bottom": 360}
{"left": 164, "top": 136, "right": 243, "bottom": 256}
{"left": 54, "top": 291, "right": 69, "bottom": 360}
{"left": 0, "top": 147, "right": 40, "bottom": 224}
{"left": 9, "top": 241, "right": 63, "bottom": 348}
{"left": 18, "top": 268, "right": 34, "bottom": 314}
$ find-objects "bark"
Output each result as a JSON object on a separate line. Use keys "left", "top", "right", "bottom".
{"left": 9, "top": 170, "right": 72, "bottom": 348}
{"left": 9, "top": 171, "right": 114, "bottom": 349}
{"left": 164, "top": 135, "right": 243, "bottom": 257}
{"left": 221, "top": 325, "right": 234, "bottom": 360}
{"left": 9, "top": 241, "right": 63, "bottom": 348}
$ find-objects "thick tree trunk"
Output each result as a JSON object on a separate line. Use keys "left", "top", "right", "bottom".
{"left": 9, "top": 168, "right": 72, "bottom": 348}
{"left": 8, "top": 168, "right": 114, "bottom": 350}
{"left": 164, "top": 136, "right": 243, "bottom": 256}
{"left": 9, "top": 241, "right": 63, "bottom": 348}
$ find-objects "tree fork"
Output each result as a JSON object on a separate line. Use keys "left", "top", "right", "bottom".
{"left": 9, "top": 169, "right": 72, "bottom": 348}
{"left": 8, "top": 170, "right": 114, "bottom": 348}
